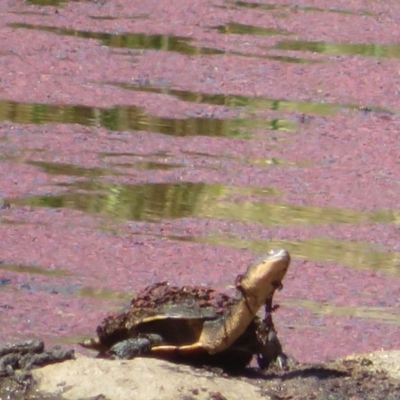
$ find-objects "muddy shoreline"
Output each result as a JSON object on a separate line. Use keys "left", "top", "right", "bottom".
{"left": 2, "top": 347, "right": 400, "bottom": 399}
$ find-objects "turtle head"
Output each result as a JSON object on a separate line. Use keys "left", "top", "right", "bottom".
{"left": 238, "top": 249, "right": 290, "bottom": 307}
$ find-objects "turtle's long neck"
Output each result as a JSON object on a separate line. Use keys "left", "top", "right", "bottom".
{"left": 202, "top": 292, "right": 265, "bottom": 354}
{"left": 201, "top": 250, "right": 290, "bottom": 355}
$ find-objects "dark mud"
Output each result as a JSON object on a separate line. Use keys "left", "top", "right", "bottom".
{"left": 252, "top": 358, "right": 400, "bottom": 400}
{"left": 0, "top": 339, "right": 73, "bottom": 400}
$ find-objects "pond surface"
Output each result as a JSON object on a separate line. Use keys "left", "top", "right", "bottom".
{"left": 0, "top": 0, "right": 400, "bottom": 363}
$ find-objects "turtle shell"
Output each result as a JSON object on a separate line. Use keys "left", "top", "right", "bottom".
{"left": 94, "top": 281, "right": 237, "bottom": 350}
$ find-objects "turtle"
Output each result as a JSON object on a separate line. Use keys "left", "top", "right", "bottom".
{"left": 80, "top": 248, "right": 290, "bottom": 370}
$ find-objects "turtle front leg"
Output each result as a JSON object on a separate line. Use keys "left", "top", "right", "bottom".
{"left": 257, "top": 330, "right": 287, "bottom": 369}
{"left": 108, "top": 334, "right": 163, "bottom": 359}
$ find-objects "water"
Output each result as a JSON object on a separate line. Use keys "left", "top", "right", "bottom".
{"left": 2, "top": 0, "right": 400, "bottom": 361}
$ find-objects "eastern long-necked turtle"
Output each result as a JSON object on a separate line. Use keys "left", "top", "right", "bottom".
{"left": 81, "top": 249, "right": 290, "bottom": 369}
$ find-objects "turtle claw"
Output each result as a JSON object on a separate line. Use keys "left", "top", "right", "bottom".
{"left": 276, "top": 352, "right": 288, "bottom": 369}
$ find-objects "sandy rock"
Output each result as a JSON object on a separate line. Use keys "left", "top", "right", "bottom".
{"left": 340, "top": 350, "right": 400, "bottom": 380}
{"left": 32, "top": 355, "right": 268, "bottom": 400}
{"left": 29, "top": 351, "right": 400, "bottom": 400}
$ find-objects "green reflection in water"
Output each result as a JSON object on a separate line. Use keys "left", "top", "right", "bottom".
{"left": 29, "top": 159, "right": 180, "bottom": 177}
{"left": 104, "top": 81, "right": 397, "bottom": 116}
{"left": 264, "top": 55, "right": 315, "bottom": 64}
{"left": 75, "top": 286, "right": 132, "bottom": 302}
{"left": 213, "top": 22, "right": 289, "bottom": 35}
{"left": 27, "top": 161, "right": 111, "bottom": 178}
{"left": 184, "top": 235, "right": 400, "bottom": 273}
{"left": 274, "top": 40, "right": 400, "bottom": 59}
{"left": 111, "top": 161, "right": 183, "bottom": 170}
{"left": 0, "top": 262, "right": 71, "bottom": 276}
{"left": 9, "top": 23, "right": 224, "bottom": 56}
{"left": 10, "top": 181, "right": 278, "bottom": 221}
{"left": 197, "top": 201, "right": 398, "bottom": 226}
{"left": 103, "top": 81, "right": 341, "bottom": 115}
{"left": 232, "top": 51, "right": 316, "bottom": 63}
{"left": 101, "top": 150, "right": 302, "bottom": 168}
{"left": 9, "top": 23, "right": 315, "bottom": 63}
{"left": 9, "top": 180, "right": 400, "bottom": 231}
{"left": 284, "top": 299, "right": 400, "bottom": 324}
{"left": 227, "top": 1, "right": 373, "bottom": 16}
{"left": 0, "top": 99, "right": 294, "bottom": 137}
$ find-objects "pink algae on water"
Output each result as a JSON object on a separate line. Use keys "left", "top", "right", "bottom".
{"left": 0, "top": 0, "right": 400, "bottom": 363}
